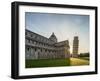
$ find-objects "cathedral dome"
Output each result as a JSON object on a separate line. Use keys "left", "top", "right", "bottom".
{"left": 49, "top": 32, "right": 57, "bottom": 43}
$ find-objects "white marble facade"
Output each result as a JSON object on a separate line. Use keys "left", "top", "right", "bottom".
{"left": 25, "top": 29, "right": 70, "bottom": 59}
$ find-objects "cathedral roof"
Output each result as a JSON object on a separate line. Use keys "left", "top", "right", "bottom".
{"left": 49, "top": 32, "right": 56, "bottom": 39}
{"left": 26, "top": 29, "right": 57, "bottom": 45}
{"left": 49, "top": 32, "right": 57, "bottom": 43}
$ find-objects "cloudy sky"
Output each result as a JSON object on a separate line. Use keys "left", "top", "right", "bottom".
{"left": 25, "top": 12, "right": 89, "bottom": 54}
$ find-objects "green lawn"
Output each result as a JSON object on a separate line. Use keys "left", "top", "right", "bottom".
{"left": 26, "top": 58, "right": 70, "bottom": 68}
{"left": 70, "top": 58, "right": 89, "bottom": 66}
{"left": 78, "top": 57, "right": 90, "bottom": 60}
{"left": 25, "top": 57, "right": 89, "bottom": 68}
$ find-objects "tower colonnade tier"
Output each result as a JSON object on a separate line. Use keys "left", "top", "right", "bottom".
{"left": 72, "top": 36, "right": 79, "bottom": 57}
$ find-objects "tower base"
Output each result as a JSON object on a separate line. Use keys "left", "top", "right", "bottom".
{"left": 72, "top": 54, "right": 78, "bottom": 58}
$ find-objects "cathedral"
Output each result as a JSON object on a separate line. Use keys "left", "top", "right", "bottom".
{"left": 25, "top": 29, "right": 71, "bottom": 59}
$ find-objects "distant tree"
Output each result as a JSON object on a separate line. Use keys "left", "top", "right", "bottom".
{"left": 79, "top": 52, "right": 89, "bottom": 57}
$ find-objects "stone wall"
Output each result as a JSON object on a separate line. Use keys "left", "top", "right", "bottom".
{"left": 25, "top": 29, "right": 70, "bottom": 59}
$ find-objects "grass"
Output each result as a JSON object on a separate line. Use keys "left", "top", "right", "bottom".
{"left": 25, "top": 57, "right": 89, "bottom": 68}
{"left": 25, "top": 58, "right": 70, "bottom": 68}
{"left": 78, "top": 57, "right": 90, "bottom": 60}
{"left": 70, "top": 58, "right": 89, "bottom": 66}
